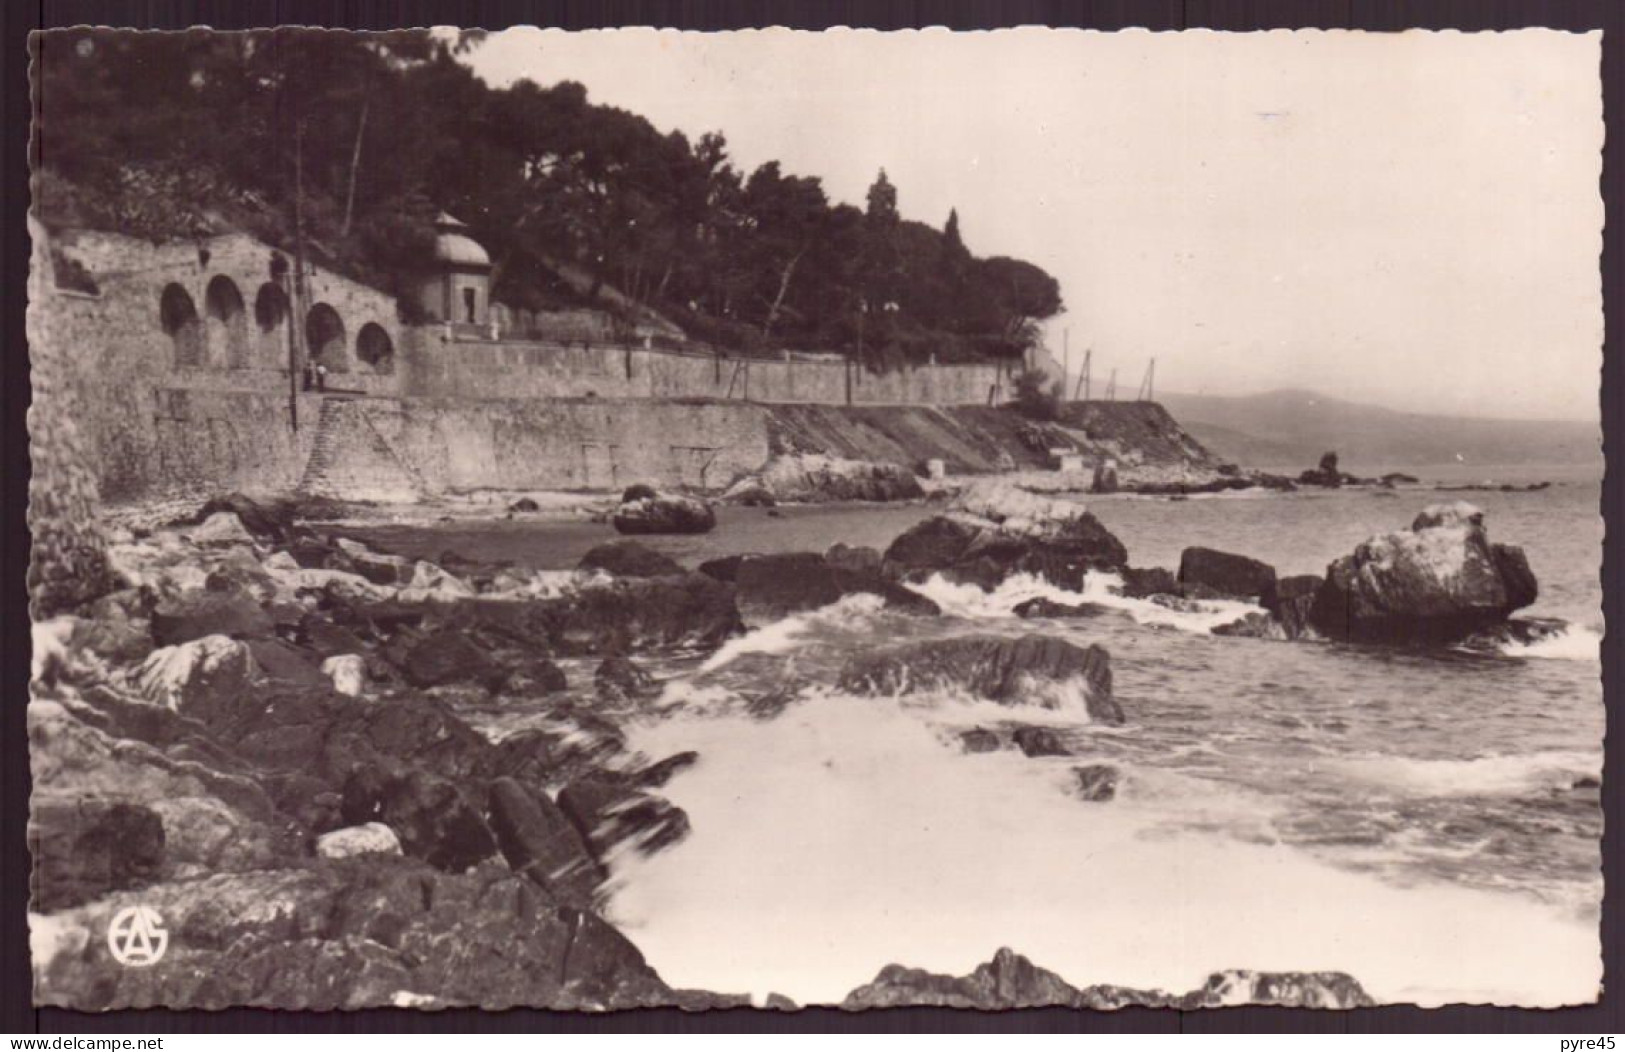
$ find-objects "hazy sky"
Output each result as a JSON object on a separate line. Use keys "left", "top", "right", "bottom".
{"left": 464, "top": 28, "right": 1603, "bottom": 421}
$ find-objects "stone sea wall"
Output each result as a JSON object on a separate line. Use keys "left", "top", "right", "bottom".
{"left": 397, "top": 333, "right": 1007, "bottom": 407}
{"left": 356, "top": 397, "right": 772, "bottom": 495}
{"left": 33, "top": 225, "right": 1218, "bottom": 504}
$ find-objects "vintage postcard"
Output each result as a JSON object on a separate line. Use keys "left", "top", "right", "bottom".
{"left": 26, "top": 26, "right": 1604, "bottom": 1011}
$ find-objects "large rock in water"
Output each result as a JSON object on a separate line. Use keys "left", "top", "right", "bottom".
{"left": 842, "top": 947, "right": 1374, "bottom": 1010}
{"left": 733, "top": 551, "right": 939, "bottom": 626}
{"left": 730, "top": 453, "right": 925, "bottom": 503}
{"left": 1309, "top": 501, "right": 1538, "bottom": 644}
{"left": 1263, "top": 574, "right": 1324, "bottom": 641}
{"left": 837, "top": 634, "right": 1122, "bottom": 724}
{"left": 882, "top": 481, "right": 1128, "bottom": 591}
{"left": 1178, "top": 547, "right": 1278, "bottom": 601}
{"left": 577, "top": 540, "right": 685, "bottom": 578}
{"left": 611, "top": 492, "right": 716, "bottom": 536}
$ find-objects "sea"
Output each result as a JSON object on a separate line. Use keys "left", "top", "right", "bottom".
{"left": 348, "top": 461, "right": 1605, "bottom": 1008}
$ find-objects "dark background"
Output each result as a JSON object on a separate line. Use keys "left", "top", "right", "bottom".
{"left": 4, "top": 0, "right": 1620, "bottom": 1035}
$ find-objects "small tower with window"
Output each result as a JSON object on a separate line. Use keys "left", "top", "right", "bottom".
{"left": 418, "top": 212, "right": 492, "bottom": 327}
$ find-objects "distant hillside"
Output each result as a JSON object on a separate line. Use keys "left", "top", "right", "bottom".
{"left": 1158, "top": 389, "right": 1601, "bottom": 472}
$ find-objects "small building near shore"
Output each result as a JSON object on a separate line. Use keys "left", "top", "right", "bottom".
{"left": 417, "top": 213, "right": 492, "bottom": 326}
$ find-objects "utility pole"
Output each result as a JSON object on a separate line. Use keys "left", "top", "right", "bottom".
{"left": 850, "top": 298, "right": 865, "bottom": 407}
{"left": 1061, "top": 329, "right": 1070, "bottom": 401}
{"left": 1073, "top": 347, "right": 1092, "bottom": 401}
{"left": 1105, "top": 367, "right": 1117, "bottom": 402}
{"left": 288, "top": 117, "right": 310, "bottom": 433}
{"left": 1137, "top": 358, "right": 1156, "bottom": 402}
{"left": 341, "top": 100, "right": 369, "bottom": 237}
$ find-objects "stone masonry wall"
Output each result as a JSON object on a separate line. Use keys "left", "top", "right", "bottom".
{"left": 40, "top": 228, "right": 404, "bottom": 501}
{"left": 360, "top": 397, "right": 772, "bottom": 494}
{"left": 398, "top": 332, "right": 1009, "bottom": 407}
{"left": 36, "top": 224, "right": 1019, "bottom": 504}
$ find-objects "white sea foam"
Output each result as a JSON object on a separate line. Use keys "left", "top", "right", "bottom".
{"left": 1331, "top": 749, "right": 1601, "bottom": 797}
{"left": 1498, "top": 624, "right": 1603, "bottom": 663}
{"left": 699, "top": 593, "right": 887, "bottom": 673}
{"left": 607, "top": 689, "right": 1600, "bottom": 1007}
{"left": 903, "top": 571, "right": 1261, "bottom": 635}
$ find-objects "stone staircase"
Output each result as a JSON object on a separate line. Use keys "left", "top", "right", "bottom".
{"left": 298, "top": 397, "right": 424, "bottom": 503}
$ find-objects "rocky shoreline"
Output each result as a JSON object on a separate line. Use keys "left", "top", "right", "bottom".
{"left": 28, "top": 479, "right": 1557, "bottom": 1011}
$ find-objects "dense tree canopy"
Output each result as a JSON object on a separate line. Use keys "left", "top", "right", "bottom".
{"left": 33, "top": 28, "right": 1063, "bottom": 364}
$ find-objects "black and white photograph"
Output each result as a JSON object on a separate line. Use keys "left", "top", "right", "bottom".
{"left": 23, "top": 23, "right": 1606, "bottom": 1014}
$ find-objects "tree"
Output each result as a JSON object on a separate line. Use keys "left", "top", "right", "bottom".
{"left": 34, "top": 29, "right": 1069, "bottom": 368}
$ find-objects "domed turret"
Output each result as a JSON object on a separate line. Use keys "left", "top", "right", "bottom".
{"left": 418, "top": 212, "right": 493, "bottom": 326}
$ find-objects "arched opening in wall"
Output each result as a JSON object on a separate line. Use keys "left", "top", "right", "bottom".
{"left": 254, "top": 283, "right": 291, "bottom": 369}
{"left": 305, "top": 303, "right": 349, "bottom": 374}
{"left": 355, "top": 322, "right": 395, "bottom": 375}
{"left": 205, "top": 275, "right": 248, "bottom": 369}
{"left": 159, "top": 283, "right": 204, "bottom": 368}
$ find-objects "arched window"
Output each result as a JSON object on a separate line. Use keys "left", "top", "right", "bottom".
{"left": 254, "top": 282, "right": 289, "bottom": 333}
{"left": 252, "top": 283, "right": 291, "bottom": 372}
{"left": 355, "top": 322, "right": 395, "bottom": 374}
{"left": 204, "top": 275, "right": 248, "bottom": 369}
{"left": 305, "top": 303, "right": 348, "bottom": 374}
{"left": 159, "top": 283, "right": 204, "bottom": 368}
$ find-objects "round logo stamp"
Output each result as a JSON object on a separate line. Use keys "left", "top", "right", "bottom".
{"left": 107, "top": 905, "right": 168, "bottom": 967}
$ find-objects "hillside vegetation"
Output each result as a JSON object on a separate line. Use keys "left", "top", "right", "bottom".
{"left": 33, "top": 28, "right": 1062, "bottom": 365}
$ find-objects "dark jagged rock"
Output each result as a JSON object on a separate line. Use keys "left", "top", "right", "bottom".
{"left": 883, "top": 482, "right": 1128, "bottom": 591}
{"left": 633, "top": 751, "right": 699, "bottom": 788}
{"left": 734, "top": 552, "right": 938, "bottom": 626}
{"left": 741, "top": 454, "right": 925, "bottom": 503}
{"left": 1071, "top": 764, "right": 1119, "bottom": 802}
{"left": 341, "top": 765, "right": 496, "bottom": 874}
{"left": 1011, "top": 726, "right": 1071, "bottom": 757}
{"left": 508, "top": 497, "right": 541, "bottom": 513}
{"left": 558, "top": 777, "right": 691, "bottom": 859}
{"left": 837, "top": 634, "right": 1121, "bottom": 724}
{"left": 335, "top": 545, "right": 415, "bottom": 587}
{"left": 75, "top": 588, "right": 155, "bottom": 664}
{"left": 182, "top": 493, "right": 297, "bottom": 543}
{"left": 152, "top": 591, "right": 274, "bottom": 646}
{"left": 595, "top": 656, "right": 658, "bottom": 703}
{"left": 28, "top": 796, "right": 166, "bottom": 911}
{"left": 620, "top": 483, "right": 659, "bottom": 504}
{"left": 843, "top": 947, "right": 1085, "bottom": 1009}
{"left": 960, "top": 728, "right": 1000, "bottom": 753}
{"left": 1262, "top": 574, "right": 1324, "bottom": 641}
{"left": 577, "top": 540, "right": 685, "bottom": 579}
{"left": 526, "top": 573, "right": 744, "bottom": 654}
{"left": 244, "top": 638, "right": 330, "bottom": 690}
{"left": 841, "top": 947, "right": 1375, "bottom": 1010}
{"left": 485, "top": 778, "right": 603, "bottom": 908}
{"left": 1013, "top": 597, "right": 1111, "bottom": 620}
{"left": 1178, "top": 547, "right": 1278, "bottom": 602}
{"left": 1299, "top": 452, "right": 1345, "bottom": 488}
{"left": 31, "top": 524, "right": 716, "bottom": 1013}
{"left": 1211, "top": 612, "right": 1283, "bottom": 639}
{"left": 391, "top": 627, "right": 509, "bottom": 693}
{"left": 696, "top": 554, "right": 748, "bottom": 583}
{"left": 824, "top": 543, "right": 883, "bottom": 576}
{"left": 612, "top": 492, "right": 716, "bottom": 536}
{"left": 1117, "top": 566, "right": 1179, "bottom": 599}
{"left": 33, "top": 857, "right": 743, "bottom": 1011}
{"left": 1309, "top": 502, "right": 1539, "bottom": 645}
